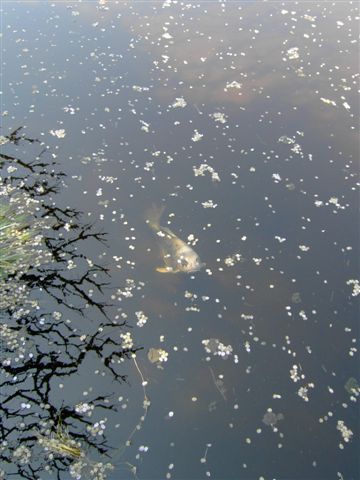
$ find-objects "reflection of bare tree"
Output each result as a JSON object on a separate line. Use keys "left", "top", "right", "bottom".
{"left": 0, "top": 128, "right": 139, "bottom": 479}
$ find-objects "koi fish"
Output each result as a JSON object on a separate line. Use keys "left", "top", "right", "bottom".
{"left": 146, "top": 205, "right": 204, "bottom": 274}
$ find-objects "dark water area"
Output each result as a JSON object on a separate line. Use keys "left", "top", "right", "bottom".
{"left": 1, "top": 2, "right": 359, "bottom": 480}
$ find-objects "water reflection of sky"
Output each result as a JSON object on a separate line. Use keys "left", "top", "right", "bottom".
{"left": 2, "top": 1, "right": 359, "bottom": 479}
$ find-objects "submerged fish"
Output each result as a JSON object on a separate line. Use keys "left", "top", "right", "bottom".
{"left": 146, "top": 205, "right": 204, "bottom": 274}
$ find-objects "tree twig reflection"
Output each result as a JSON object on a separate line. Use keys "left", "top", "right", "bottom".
{"left": 0, "top": 128, "right": 141, "bottom": 479}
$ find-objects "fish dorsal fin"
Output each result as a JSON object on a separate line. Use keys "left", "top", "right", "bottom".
{"left": 146, "top": 204, "right": 166, "bottom": 230}
{"left": 160, "top": 226, "right": 177, "bottom": 239}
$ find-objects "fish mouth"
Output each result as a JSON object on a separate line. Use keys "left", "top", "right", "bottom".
{"left": 183, "top": 262, "right": 206, "bottom": 273}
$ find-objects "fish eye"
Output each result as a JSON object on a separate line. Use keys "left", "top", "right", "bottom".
{"left": 178, "top": 257, "right": 189, "bottom": 267}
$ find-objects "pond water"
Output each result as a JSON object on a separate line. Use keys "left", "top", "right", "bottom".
{"left": 1, "top": 2, "right": 359, "bottom": 479}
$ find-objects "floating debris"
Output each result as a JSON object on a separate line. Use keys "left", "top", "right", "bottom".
{"left": 36, "top": 423, "right": 83, "bottom": 460}
{"left": 209, "top": 367, "right": 227, "bottom": 401}
{"left": 201, "top": 200, "right": 217, "bottom": 209}
{"left": 344, "top": 377, "right": 360, "bottom": 395}
{"left": 320, "top": 98, "right": 337, "bottom": 107}
{"left": 171, "top": 97, "right": 187, "bottom": 108}
{"left": 224, "top": 80, "right": 242, "bottom": 91}
{"left": 148, "top": 347, "right": 169, "bottom": 365}
{"left": 202, "top": 338, "right": 233, "bottom": 359}
{"left": 262, "top": 410, "right": 284, "bottom": 427}
{"left": 1, "top": 3, "right": 359, "bottom": 479}
{"left": 49, "top": 128, "right": 66, "bottom": 138}
{"left": 210, "top": 112, "right": 227, "bottom": 124}
{"left": 191, "top": 130, "right": 203, "bottom": 142}
{"left": 286, "top": 47, "right": 300, "bottom": 60}
{"left": 336, "top": 420, "right": 353, "bottom": 444}
{"left": 193, "top": 164, "right": 221, "bottom": 182}
{"left": 346, "top": 279, "right": 360, "bottom": 297}
{"left": 278, "top": 135, "right": 295, "bottom": 145}
{"left": 136, "top": 310, "right": 148, "bottom": 327}
{"left": 291, "top": 292, "right": 302, "bottom": 304}
{"left": 224, "top": 253, "right": 242, "bottom": 267}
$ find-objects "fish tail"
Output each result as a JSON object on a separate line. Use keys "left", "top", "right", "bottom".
{"left": 145, "top": 204, "right": 165, "bottom": 230}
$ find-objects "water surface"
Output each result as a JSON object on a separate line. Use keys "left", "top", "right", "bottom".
{"left": 1, "top": 2, "right": 359, "bottom": 479}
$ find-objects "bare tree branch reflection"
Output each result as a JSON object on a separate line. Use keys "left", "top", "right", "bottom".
{"left": 0, "top": 128, "right": 140, "bottom": 479}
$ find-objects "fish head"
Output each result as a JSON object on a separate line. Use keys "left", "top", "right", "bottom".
{"left": 177, "top": 253, "right": 205, "bottom": 273}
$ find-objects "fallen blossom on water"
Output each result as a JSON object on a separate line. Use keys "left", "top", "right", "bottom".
{"left": 148, "top": 347, "right": 168, "bottom": 364}
{"left": 202, "top": 338, "right": 233, "bottom": 359}
{"left": 193, "top": 164, "right": 221, "bottom": 182}
{"left": 337, "top": 420, "right": 353, "bottom": 443}
{"left": 49, "top": 129, "right": 66, "bottom": 138}
{"left": 286, "top": 47, "right": 300, "bottom": 60}
{"left": 202, "top": 200, "right": 217, "bottom": 209}
{"left": 172, "top": 97, "right": 187, "bottom": 108}
{"left": 320, "top": 98, "right": 337, "bottom": 106}
{"left": 224, "top": 80, "right": 242, "bottom": 91}
{"left": 192, "top": 130, "right": 203, "bottom": 142}
{"left": 346, "top": 279, "right": 360, "bottom": 296}
{"left": 210, "top": 112, "right": 227, "bottom": 124}
{"left": 120, "top": 332, "right": 133, "bottom": 349}
{"left": 136, "top": 311, "right": 148, "bottom": 327}
{"left": 297, "top": 383, "right": 314, "bottom": 402}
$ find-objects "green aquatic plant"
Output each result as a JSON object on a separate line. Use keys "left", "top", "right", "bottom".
{"left": 0, "top": 202, "right": 34, "bottom": 278}
{"left": 0, "top": 201, "right": 36, "bottom": 312}
{"left": 36, "top": 416, "right": 84, "bottom": 460}
{"left": 36, "top": 414, "right": 117, "bottom": 480}
{"left": 0, "top": 192, "right": 53, "bottom": 310}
